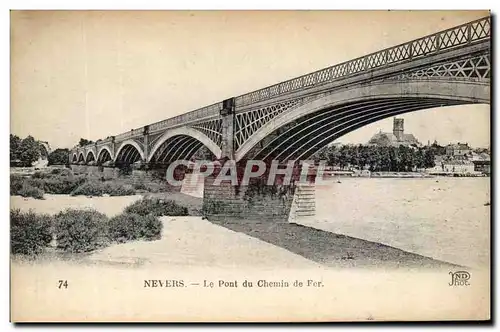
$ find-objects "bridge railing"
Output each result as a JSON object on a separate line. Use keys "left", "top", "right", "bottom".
{"left": 234, "top": 16, "right": 490, "bottom": 107}
{"left": 148, "top": 102, "right": 223, "bottom": 133}
{"left": 107, "top": 102, "right": 223, "bottom": 143}
{"left": 80, "top": 16, "right": 490, "bottom": 152}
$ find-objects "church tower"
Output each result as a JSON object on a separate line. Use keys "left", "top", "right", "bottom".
{"left": 393, "top": 118, "right": 404, "bottom": 141}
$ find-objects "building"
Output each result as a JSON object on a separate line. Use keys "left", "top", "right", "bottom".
{"left": 441, "top": 160, "right": 475, "bottom": 174}
{"left": 471, "top": 152, "right": 491, "bottom": 175}
{"left": 445, "top": 143, "right": 471, "bottom": 158}
{"left": 367, "top": 118, "right": 421, "bottom": 147}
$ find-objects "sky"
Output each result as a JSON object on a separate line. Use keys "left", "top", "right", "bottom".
{"left": 10, "top": 10, "right": 490, "bottom": 149}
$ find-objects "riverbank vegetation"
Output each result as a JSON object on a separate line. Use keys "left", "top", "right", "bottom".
{"left": 313, "top": 144, "right": 436, "bottom": 172}
{"left": 10, "top": 197, "right": 190, "bottom": 258}
{"left": 10, "top": 168, "right": 171, "bottom": 199}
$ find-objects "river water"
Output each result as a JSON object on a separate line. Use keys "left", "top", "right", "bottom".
{"left": 299, "top": 177, "right": 490, "bottom": 269}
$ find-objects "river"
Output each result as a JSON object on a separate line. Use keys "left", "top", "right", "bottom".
{"left": 299, "top": 177, "right": 490, "bottom": 269}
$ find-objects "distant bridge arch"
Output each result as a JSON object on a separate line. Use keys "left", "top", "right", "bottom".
{"left": 97, "top": 146, "right": 113, "bottom": 164}
{"left": 85, "top": 150, "right": 96, "bottom": 164}
{"left": 114, "top": 140, "right": 145, "bottom": 164}
{"left": 77, "top": 152, "right": 85, "bottom": 163}
{"left": 147, "top": 127, "right": 222, "bottom": 163}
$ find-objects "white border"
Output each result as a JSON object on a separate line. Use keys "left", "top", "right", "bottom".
{"left": 3, "top": 1, "right": 498, "bottom": 330}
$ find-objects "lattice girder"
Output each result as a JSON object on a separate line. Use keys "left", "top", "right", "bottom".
{"left": 190, "top": 119, "right": 223, "bottom": 148}
{"left": 392, "top": 53, "right": 490, "bottom": 80}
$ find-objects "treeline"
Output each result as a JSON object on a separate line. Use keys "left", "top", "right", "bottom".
{"left": 10, "top": 135, "right": 44, "bottom": 167}
{"left": 48, "top": 148, "right": 71, "bottom": 165}
{"left": 10, "top": 134, "right": 71, "bottom": 166}
{"left": 312, "top": 144, "right": 436, "bottom": 172}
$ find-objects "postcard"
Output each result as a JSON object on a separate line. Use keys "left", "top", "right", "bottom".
{"left": 10, "top": 10, "right": 491, "bottom": 322}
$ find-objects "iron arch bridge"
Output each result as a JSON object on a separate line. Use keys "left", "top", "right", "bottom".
{"left": 70, "top": 16, "right": 490, "bottom": 168}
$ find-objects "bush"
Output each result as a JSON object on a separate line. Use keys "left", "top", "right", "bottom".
{"left": 124, "top": 198, "right": 189, "bottom": 217}
{"left": 70, "top": 181, "right": 105, "bottom": 196}
{"left": 43, "top": 176, "right": 86, "bottom": 194}
{"left": 107, "top": 213, "right": 162, "bottom": 243}
{"left": 70, "top": 181, "right": 136, "bottom": 197}
{"left": 104, "top": 182, "right": 136, "bottom": 196}
{"left": 11, "top": 171, "right": 86, "bottom": 195}
{"left": 11, "top": 175, "right": 45, "bottom": 198}
{"left": 10, "top": 175, "right": 25, "bottom": 195}
{"left": 11, "top": 209, "right": 53, "bottom": 256}
{"left": 50, "top": 168, "right": 73, "bottom": 176}
{"left": 32, "top": 171, "right": 49, "bottom": 179}
{"left": 18, "top": 182, "right": 45, "bottom": 199}
{"left": 54, "top": 209, "right": 109, "bottom": 253}
{"left": 132, "top": 181, "right": 147, "bottom": 191}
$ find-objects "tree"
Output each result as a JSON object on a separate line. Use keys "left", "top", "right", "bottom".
{"left": 79, "top": 138, "right": 94, "bottom": 147}
{"left": 10, "top": 134, "right": 21, "bottom": 163}
{"left": 48, "top": 148, "right": 70, "bottom": 165}
{"left": 423, "top": 149, "right": 435, "bottom": 168}
{"left": 17, "top": 136, "right": 41, "bottom": 167}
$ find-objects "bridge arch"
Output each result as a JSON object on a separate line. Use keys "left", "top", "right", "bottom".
{"left": 97, "top": 146, "right": 113, "bottom": 164}
{"left": 77, "top": 152, "right": 85, "bottom": 163}
{"left": 235, "top": 79, "right": 490, "bottom": 162}
{"left": 147, "top": 127, "right": 222, "bottom": 163}
{"left": 114, "top": 140, "right": 145, "bottom": 164}
{"left": 71, "top": 153, "right": 78, "bottom": 163}
{"left": 85, "top": 150, "right": 96, "bottom": 164}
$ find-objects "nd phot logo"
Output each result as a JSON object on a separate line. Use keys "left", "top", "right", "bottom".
{"left": 448, "top": 271, "right": 471, "bottom": 286}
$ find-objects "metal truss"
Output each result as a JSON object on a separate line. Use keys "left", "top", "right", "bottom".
{"left": 234, "top": 99, "right": 302, "bottom": 150}
{"left": 234, "top": 93, "right": 332, "bottom": 150}
{"left": 191, "top": 119, "right": 223, "bottom": 147}
{"left": 115, "top": 144, "right": 141, "bottom": 164}
{"left": 235, "top": 16, "right": 490, "bottom": 107}
{"left": 393, "top": 54, "right": 490, "bottom": 80}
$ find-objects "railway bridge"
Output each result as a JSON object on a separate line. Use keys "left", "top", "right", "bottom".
{"left": 70, "top": 16, "right": 490, "bottom": 221}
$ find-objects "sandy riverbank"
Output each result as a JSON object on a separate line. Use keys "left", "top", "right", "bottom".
{"left": 10, "top": 194, "right": 456, "bottom": 270}
{"left": 10, "top": 194, "right": 488, "bottom": 322}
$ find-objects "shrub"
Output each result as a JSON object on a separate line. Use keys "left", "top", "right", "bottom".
{"left": 124, "top": 198, "right": 189, "bottom": 217}
{"left": 11, "top": 209, "right": 53, "bottom": 256}
{"left": 70, "top": 181, "right": 105, "bottom": 196}
{"left": 32, "top": 171, "right": 49, "bottom": 179}
{"left": 11, "top": 171, "right": 86, "bottom": 196}
{"left": 10, "top": 175, "right": 25, "bottom": 195}
{"left": 50, "top": 168, "right": 73, "bottom": 176}
{"left": 54, "top": 209, "right": 109, "bottom": 253}
{"left": 104, "top": 182, "right": 136, "bottom": 196}
{"left": 18, "top": 182, "right": 45, "bottom": 199}
{"left": 108, "top": 213, "right": 162, "bottom": 243}
{"left": 132, "top": 181, "right": 147, "bottom": 191}
{"left": 43, "top": 176, "right": 85, "bottom": 194}
{"left": 70, "top": 181, "right": 136, "bottom": 197}
{"left": 131, "top": 180, "right": 166, "bottom": 193}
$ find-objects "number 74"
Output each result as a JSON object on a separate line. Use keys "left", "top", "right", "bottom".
{"left": 58, "top": 280, "right": 68, "bottom": 289}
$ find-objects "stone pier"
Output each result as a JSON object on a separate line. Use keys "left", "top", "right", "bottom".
{"left": 202, "top": 160, "right": 316, "bottom": 223}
